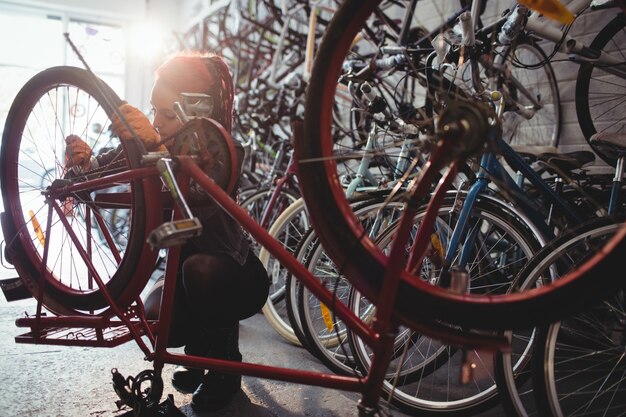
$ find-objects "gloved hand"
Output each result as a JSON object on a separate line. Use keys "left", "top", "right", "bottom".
{"left": 65, "top": 134, "right": 93, "bottom": 172}
{"left": 111, "top": 103, "right": 167, "bottom": 152}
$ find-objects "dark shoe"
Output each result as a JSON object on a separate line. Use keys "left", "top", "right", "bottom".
{"left": 190, "top": 372, "right": 241, "bottom": 412}
{"left": 171, "top": 366, "right": 204, "bottom": 394}
{"left": 187, "top": 323, "right": 243, "bottom": 410}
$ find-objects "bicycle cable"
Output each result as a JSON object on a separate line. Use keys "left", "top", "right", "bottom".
{"left": 510, "top": 4, "right": 591, "bottom": 69}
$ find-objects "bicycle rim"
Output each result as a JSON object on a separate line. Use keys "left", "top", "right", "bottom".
{"left": 526, "top": 219, "right": 626, "bottom": 417}
{"left": 349, "top": 197, "right": 541, "bottom": 415}
{"left": 259, "top": 197, "right": 310, "bottom": 345}
{"left": 0, "top": 66, "right": 154, "bottom": 313}
{"left": 575, "top": 13, "right": 625, "bottom": 166}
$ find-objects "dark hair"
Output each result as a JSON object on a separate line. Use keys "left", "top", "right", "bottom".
{"left": 155, "top": 52, "right": 234, "bottom": 132}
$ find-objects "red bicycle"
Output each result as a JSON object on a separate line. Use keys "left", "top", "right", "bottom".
{"left": 1, "top": 1, "right": 624, "bottom": 415}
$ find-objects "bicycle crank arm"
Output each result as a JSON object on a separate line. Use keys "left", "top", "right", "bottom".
{"left": 156, "top": 158, "right": 195, "bottom": 219}
{"left": 147, "top": 218, "right": 202, "bottom": 249}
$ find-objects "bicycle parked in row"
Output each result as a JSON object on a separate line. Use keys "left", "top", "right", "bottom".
{"left": 0, "top": 0, "right": 624, "bottom": 416}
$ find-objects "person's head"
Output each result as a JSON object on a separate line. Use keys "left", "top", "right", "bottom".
{"left": 150, "top": 52, "right": 234, "bottom": 138}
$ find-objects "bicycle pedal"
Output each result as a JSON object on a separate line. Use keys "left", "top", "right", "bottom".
{"left": 0, "top": 277, "right": 32, "bottom": 302}
{"left": 147, "top": 218, "right": 202, "bottom": 249}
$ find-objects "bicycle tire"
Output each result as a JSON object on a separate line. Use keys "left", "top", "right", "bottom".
{"left": 259, "top": 197, "right": 309, "bottom": 346}
{"left": 298, "top": 0, "right": 626, "bottom": 331}
{"left": 524, "top": 218, "right": 626, "bottom": 417}
{"left": 348, "top": 196, "right": 542, "bottom": 416}
{"left": 284, "top": 226, "right": 320, "bottom": 350}
{"left": 532, "top": 293, "right": 626, "bottom": 417}
{"left": 500, "top": 38, "right": 561, "bottom": 148}
{"left": 0, "top": 66, "right": 156, "bottom": 314}
{"left": 494, "top": 216, "right": 626, "bottom": 417}
{"left": 240, "top": 185, "right": 300, "bottom": 307}
{"left": 283, "top": 190, "right": 397, "bottom": 353}
{"left": 575, "top": 13, "right": 626, "bottom": 166}
{"left": 239, "top": 185, "right": 300, "bottom": 229}
{"left": 296, "top": 193, "right": 406, "bottom": 375}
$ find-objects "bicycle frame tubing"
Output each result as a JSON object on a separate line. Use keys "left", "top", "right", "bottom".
{"left": 148, "top": 154, "right": 509, "bottom": 409}
{"left": 377, "top": 1, "right": 467, "bottom": 50}
{"left": 258, "top": 145, "right": 299, "bottom": 228}
{"left": 444, "top": 138, "right": 585, "bottom": 270}
{"left": 149, "top": 161, "right": 379, "bottom": 396}
{"left": 13, "top": 129, "right": 512, "bottom": 413}
{"left": 525, "top": 0, "right": 626, "bottom": 77}
{"left": 344, "top": 122, "right": 418, "bottom": 198}
{"left": 345, "top": 124, "right": 381, "bottom": 198}
{"left": 260, "top": 134, "right": 289, "bottom": 183}
{"left": 496, "top": 139, "right": 584, "bottom": 225}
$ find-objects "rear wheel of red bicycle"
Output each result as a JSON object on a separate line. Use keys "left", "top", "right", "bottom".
{"left": 298, "top": 0, "right": 626, "bottom": 331}
{"left": 0, "top": 66, "right": 157, "bottom": 314}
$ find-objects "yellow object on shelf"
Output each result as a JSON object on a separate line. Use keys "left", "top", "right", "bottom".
{"left": 517, "top": 0, "right": 575, "bottom": 24}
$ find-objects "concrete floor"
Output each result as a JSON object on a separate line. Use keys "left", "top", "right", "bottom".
{"left": 0, "top": 300, "right": 509, "bottom": 417}
{"left": 0, "top": 261, "right": 507, "bottom": 417}
{"left": 0, "top": 298, "right": 366, "bottom": 417}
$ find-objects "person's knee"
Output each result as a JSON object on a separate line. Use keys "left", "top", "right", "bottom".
{"left": 181, "top": 254, "right": 228, "bottom": 300}
{"left": 181, "top": 252, "right": 270, "bottom": 322}
{"left": 236, "top": 253, "right": 270, "bottom": 320}
{"left": 183, "top": 254, "right": 215, "bottom": 279}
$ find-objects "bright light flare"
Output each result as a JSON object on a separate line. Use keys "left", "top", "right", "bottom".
{"left": 129, "top": 21, "right": 166, "bottom": 63}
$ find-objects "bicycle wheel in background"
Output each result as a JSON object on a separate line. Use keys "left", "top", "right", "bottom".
{"left": 525, "top": 218, "right": 625, "bottom": 417}
{"left": 299, "top": 0, "right": 626, "bottom": 331}
{"left": 240, "top": 185, "right": 300, "bottom": 256}
{"left": 0, "top": 66, "right": 156, "bottom": 314}
{"left": 500, "top": 39, "right": 561, "bottom": 149}
{"left": 575, "top": 13, "right": 626, "bottom": 166}
{"left": 348, "top": 196, "right": 542, "bottom": 416}
{"left": 295, "top": 194, "right": 406, "bottom": 375}
{"left": 284, "top": 226, "right": 320, "bottom": 350}
{"left": 495, "top": 216, "right": 625, "bottom": 417}
{"left": 533, "top": 292, "right": 626, "bottom": 417}
{"left": 259, "top": 197, "right": 310, "bottom": 345}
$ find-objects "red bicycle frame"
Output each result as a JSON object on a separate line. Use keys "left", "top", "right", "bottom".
{"left": 13, "top": 127, "right": 510, "bottom": 413}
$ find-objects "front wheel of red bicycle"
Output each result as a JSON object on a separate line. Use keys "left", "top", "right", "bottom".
{"left": 0, "top": 66, "right": 159, "bottom": 314}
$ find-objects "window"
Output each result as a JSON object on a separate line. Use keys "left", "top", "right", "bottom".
{"left": 0, "top": 5, "right": 127, "bottom": 279}
{"left": 0, "top": 5, "right": 126, "bottom": 138}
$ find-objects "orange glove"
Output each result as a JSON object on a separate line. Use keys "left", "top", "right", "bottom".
{"left": 65, "top": 135, "right": 92, "bottom": 172}
{"left": 111, "top": 103, "right": 167, "bottom": 152}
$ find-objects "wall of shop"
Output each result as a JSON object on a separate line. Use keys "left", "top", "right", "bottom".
{"left": 0, "top": 0, "right": 182, "bottom": 110}
{"left": 545, "top": 9, "right": 616, "bottom": 160}
{"left": 1, "top": 0, "right": 620, "bottom": 163}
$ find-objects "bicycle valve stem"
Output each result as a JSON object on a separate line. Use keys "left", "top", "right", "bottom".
{"left": 450, "top": 266, "right": 470, "bottom": 294}
{"left": 460, "top": 350, "right": 477, "bottom": 384}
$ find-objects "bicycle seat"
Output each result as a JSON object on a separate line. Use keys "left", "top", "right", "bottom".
{"left": 538, "top": 150, "right": 596, "bottom": 172}
{"left": 590, "top": 132, "right": 626, "bottom": 159}
{"left": 511, "top": 145, "right": 559, "bottom": 156}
